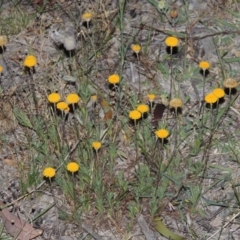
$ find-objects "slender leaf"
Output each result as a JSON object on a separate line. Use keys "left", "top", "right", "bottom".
{"left": 154, "top": 217, "right": 185, "bottom": 240}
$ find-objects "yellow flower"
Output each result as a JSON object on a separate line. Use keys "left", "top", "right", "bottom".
{"left": 67, "top": 162, "right": 79, "bottom": 173}
{"left": 158, "top": 0, "right": 166, "bottom": 9}
{"left": 66, "top": 93, "right": 80, "bottom": 104}
{"left": 169, "top": 98, "right": 183, "bottom": 109}
{"left": 223, "top": 78, "right": 238, "bottom": 89}
{"left": 48, "top": 93, "right": 61, "bottom": 103}
{"left": 148, "top": 94, "right": 156, "bottom": 102}
{"left": 82, "top": 12, "right": 93, "bottom": 22}
{"left": 108, "top": 74, "right": 120, "bottom": 84}
{"left": 131, "top": 44, "right": 141, "bottom": 54}
{"left": 64, "top": 106, "right": 70, "bottom": 113}
{"left": 91, "top": 95, "right": 97, "bottom": 102}
{"left": 43, "top": 167, "right": 56, "bottom": 178}
{"left": 165, "top": 36, "right": 179, "bottom": 47}
{"left": 213, "top": 88, "right": 225, "bottom": 98}
{"left": 129, "top": 110, "right": 141, "bottom": 120}
{"left": 24, "top": 55, "right": 37, "bottom": 68}
{"left": 199, "top": 61, "right": 210, "bottom": 71}
{"left": 0, "top": 35, "right": 7, "bottom": 47}
{"left": 92, "top": 141, "right": 102, "bottom": 150}
{"left": 56, "top": 101, "right": 68, "bottom": 111}
{"left": 137, "top": 104, "right": 149, "bottom": 114}
{"left": 205, "top": 93, "right": 218, "bottom": 104}
{"left": 0, "top": 66, "right": 3, "bottom": 73}
{"left": 155, "top": 129, "right": 169, "bottom": 139}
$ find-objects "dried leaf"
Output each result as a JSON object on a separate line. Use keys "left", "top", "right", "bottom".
{"left": 152, "top": 103, "right": 166, "bottom": 127}
{"left": 99, "top": 98, "right": 113, "bottom": 121}
{"left": 104, "top": 110, "right": 113, "bottom": 121}
{"left": 0, "top": 202, "right": 42, "bottom": 240}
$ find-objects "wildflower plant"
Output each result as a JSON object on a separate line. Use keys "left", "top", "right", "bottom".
{"left": 165, "top": 36, "right": 179, "bottom": 48}
{"left": 129, "top": 110, "right": 141, "bottom": 122}
{"left": 108, "top": 74, "right": 120, "bottom": 85}
{"left": 43, "top": 167, "right": 56, "bottom": 179}
{"left": 48, "top": 93, "right": 61, "bottom": 103}
{"left": 131, "top": 44, "right": 141, "bottom": 55}
{"left": 82, "top": 12, "right": 93, "bottom": 22}
{"left": 205, "top": 93, "right": 218, "bottom": 105}
{"left": 66, "top": 93, "right": 80, "bottom": 104}
{"left": 137, "top": 104, "right": 149, "bottom": 115}
{"left": 10, "top": 1, "right": 240, "bottom": 239}
{"left": 199, "top": 61, "right": 210, "bottom": 72}
{"left": 213, "top": 88, "right": 225, "bottom": 99}
{"left": 67, "top": 162, "right": 79, "bottom": 173}
{"left": 155, "top": 128, "right": 169, "bottom": 140}
{"left": 24, "top": 55, "right": 37, "bottom": 68}
{"left": 223, "top": 78, "right": 238, "bottom": 96}
{"left": 92, "top": 141, "right": 102, "bottom": 151}
{"left": 147, "top": 94, "right": 155, "bottom": 103}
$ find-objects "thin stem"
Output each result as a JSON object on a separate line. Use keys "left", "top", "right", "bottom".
{"left": 169, "top": 48, "right": 173, "bottom": 100}
{"left": 29, "top": 68, "right": 39, "bottom": 116}
{"left": 202, "top": 71, "right": 206, "bottom": 100}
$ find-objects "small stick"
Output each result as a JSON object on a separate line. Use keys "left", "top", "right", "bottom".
{"left": 207, "top": 210, "right": 240, "bottom": 240}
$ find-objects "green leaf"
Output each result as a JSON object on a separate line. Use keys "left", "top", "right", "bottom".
{"left": 164, "top": 30, "right": 186, "bottom": 38}
{"left": 147, "top": 0, "right": 159, "bottom": 8}
{"left": 202, "top": 196, "right": 229, "bottom": 207}
{"left": 215, "top": 19, "right": 238, "bottom": 29}
{"left": 226, "top": 9, "right": 240, "bottom": 19}
{"left": 13, "top": 107, "right": 32, "bottom": 128}
{"left": 223, "top": 57, "right": 240, "bottom": 63}
{"left": 154, "top": 217, "right": 185, "bottom": 240}
{"left": 160, "top": 172, "right": 182, "bottom": 186}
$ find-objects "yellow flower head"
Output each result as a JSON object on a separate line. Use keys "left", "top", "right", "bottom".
{"left": 158, "top": 0, "right": 166, "bottom": 9}
{"left": 155, "top": 129, "right": 169, "bottom": 139}
{"left": 205, "top": 93, "right": 218, "bottom": 104}
{"left": 199, "top": 61, "right": 210, "bottom": 71}
{"left": 213, "top": 88, "right": 225, "bottom": 98}
{"left": 0, "top": 66, "right": 3, "bottom": 73}
{"left": 148, "top": 94, "right": 156, "bottom": 102}
{"left": 165, "top": 36, "right": 179, "bottom": 47}
{"left": 0, "top": 35, "right": 7, "bottom": 47}
{"left": 91, "top": 95, "right": 97, "bottom": 102}
{"left": 48, "top": 93, "right": 61, "bottom": 103}
{"left": 169, "top": 98, "right": 183, "bottom": 109}
{"left": 129, "top": 110, "right": 141, "bottom": 120}
{"left": 108, "top": 74, "right": 120, "bottom": 84}
{"left": 43, "top": 167, "right": 56, "bottom": 178}
{"left": 67, "top": 162, "right": 80, "bottom": 173}
{"left": 131, "top": 44, "right": 141, "bottom": 54}
{"left": 56, "top": 101, "right": 68, "bottom": 111}
{"left": 137, "top": 104, "right": 149, "bottom": 114}
{"left": 66, "top": 93, "right": 80, "bottom": 104}
{"left": 24, "top": 55, "right": 37, "bottom": 68}
{"left": 92, "top": 141, "right": 102, "bottom": 150}
{"left": 223, "top": 78, "right": 238, "bottom": 89}
{"left": 82, "top": 12, "right": 93, "bottom": 22}
{"left": 64, "top": 106, "right": 70, "bottom": 113}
